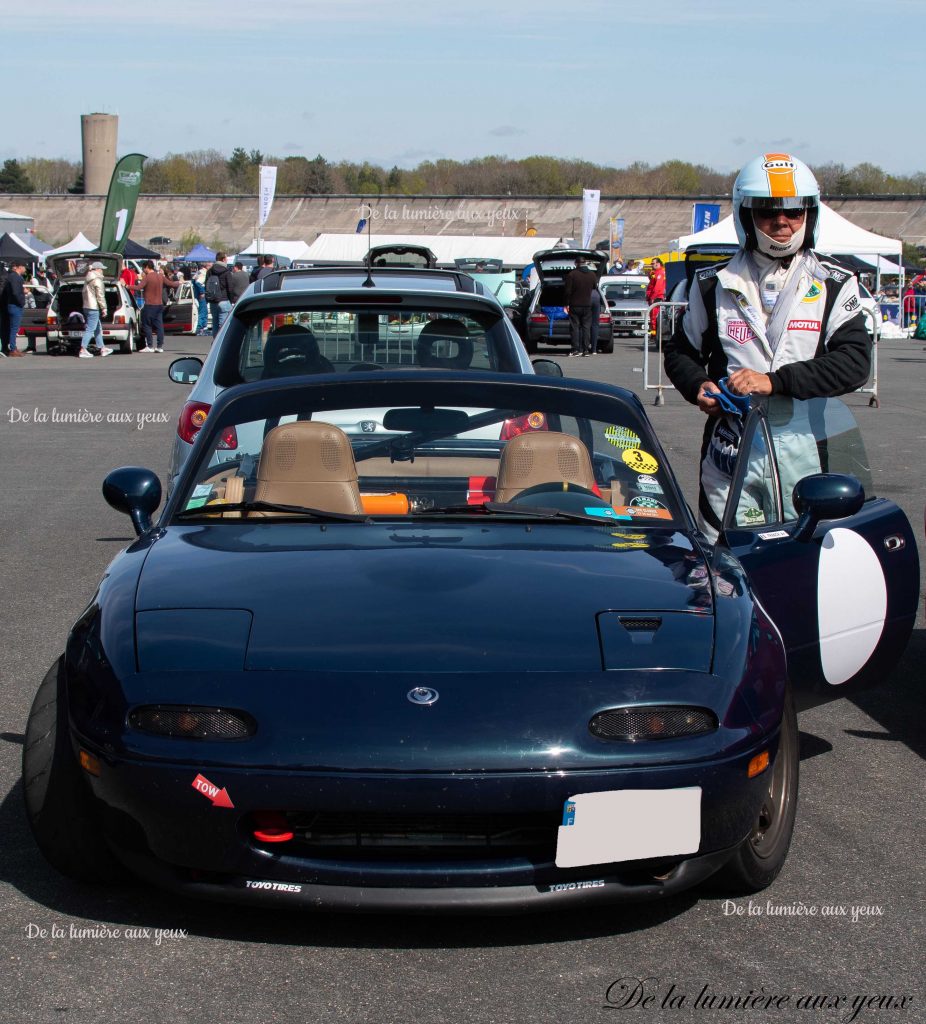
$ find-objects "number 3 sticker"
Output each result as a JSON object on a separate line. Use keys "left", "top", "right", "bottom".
{"left": 622, "top": 448, "right": 659, "bottom": 475}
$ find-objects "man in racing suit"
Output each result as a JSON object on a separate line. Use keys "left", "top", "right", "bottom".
{"left": 663, "top": 153, "right": 871, "bottom": 541}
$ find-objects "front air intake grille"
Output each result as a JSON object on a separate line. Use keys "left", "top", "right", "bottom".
{"left": 128, "top": 705, "right": 256, "bottom": 740}
{"left": 619, "top": 617, "right": 662, "bottom": 632}
{"left": 282, "top": 810, "right": 559, "bottom": 860}
{"left": 589, "top": 706, "right": 717, "bottom": 742}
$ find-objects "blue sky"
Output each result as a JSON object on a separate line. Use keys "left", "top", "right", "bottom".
{"left": 6, "top": 0, "right": 924, "bottom": 174}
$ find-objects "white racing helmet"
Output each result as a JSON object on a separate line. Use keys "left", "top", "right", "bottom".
{"left": 732, "top": 153, "right": 820, "bottom": 256}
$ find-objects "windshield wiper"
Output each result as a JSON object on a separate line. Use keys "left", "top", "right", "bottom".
{"left": 412, "top": 501, "right": 621, "bottom": 524}
{"left": 174, "top": 501, "right": 369, "bottom": 522}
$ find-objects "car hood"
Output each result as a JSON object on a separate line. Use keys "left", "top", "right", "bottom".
{"left": 134, "top": 524, "right": 714, "bottom": 674}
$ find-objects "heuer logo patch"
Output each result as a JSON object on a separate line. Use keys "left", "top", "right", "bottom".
{"left": 787, "top": 319, "right": 821, "bottom": 331}
{"left": 726, "top": 319, "right": 755, "bottom": 344}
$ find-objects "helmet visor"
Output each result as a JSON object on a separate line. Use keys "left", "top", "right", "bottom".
{"left": 741, "top": 195, "right": 816, "bottom": 211}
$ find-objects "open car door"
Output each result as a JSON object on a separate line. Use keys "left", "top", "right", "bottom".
{"left": 163, "top": 279, "right": 196, "bottom": 335}
{"left": 720, "top": 396, "right": 919, "bottom": 705}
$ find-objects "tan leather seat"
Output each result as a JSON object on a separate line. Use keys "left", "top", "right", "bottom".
{"left": 252, "top": 421, "right": 363, "bottom": 515}
{"left": 494, "top": 430, "right": 597, "bottom": 503}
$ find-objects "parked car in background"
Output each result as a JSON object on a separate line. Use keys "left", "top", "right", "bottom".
{"left": 365, "top": 244, "right": 438, "bottom": 269}
{"left": 165, "top": 264, "right": 547, "bottom": 489}
{"left": 600, "top": 273, "right": 649, "bottom": 339}
{"left": 519, "top": 248, "right": 613, "bottom": 354}
{"left": 45, "top": 253, "right": 140, "bottom": 355}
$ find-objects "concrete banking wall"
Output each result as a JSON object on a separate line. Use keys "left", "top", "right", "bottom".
{"left": 4, "top": 194, "right": 926, "bottom": 255}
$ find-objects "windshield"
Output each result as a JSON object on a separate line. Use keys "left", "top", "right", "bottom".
{"left": 234, "top": 307, "right": 511, "bottom": 380}
{"left": 175, "top": 385, "right": 682, "bottom": 525}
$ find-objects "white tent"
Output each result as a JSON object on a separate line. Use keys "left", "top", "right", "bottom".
{"left": 302, "top": 233, "right": 561, "bottom": 269}
{"left": 673, "top": 203, "right": 901, "bottom": 259}
{"left": 238, "top": 239, "right": 313, "bottom": 261}
{"left": 44, "top": 232, "right": 98, "bottom": 256}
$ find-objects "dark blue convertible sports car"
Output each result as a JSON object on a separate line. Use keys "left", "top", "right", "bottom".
{"left": 23, "top": 372, "right": 919, "bottom": 912}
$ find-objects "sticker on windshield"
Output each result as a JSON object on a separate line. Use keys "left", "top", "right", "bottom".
{"left": 629, "top": 496, "right": 667, "bottom": 511}
{"left": 634, "top": 475, "right": 663, "bottom": 495}
{"left": 584, "top": 507, "right": 632, "bottom": 520}
{"left": 604, "top": 425, "right": 642, "bottom": 451}
{"left": 614, "top": 505, "right": 673, "bottom": 520}
{"left": 622, "top": 448, "right": 660, "bottom": 475}
{"left": 742, "top": 507, "right": 766, "bottom": 525}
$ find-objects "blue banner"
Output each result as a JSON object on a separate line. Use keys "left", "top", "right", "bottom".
{"left": 355, "top": 218, "right": 367, "bottom": 234}
{"left": 692, "top": 203, "right": 721, "bottom": 234}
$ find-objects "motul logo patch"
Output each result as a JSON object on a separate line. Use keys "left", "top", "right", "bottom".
{"left": 787, "top": 319, "right": 821, "bottom": 331}
{"left": 726, "top": 320, "right": 755, "bottom": 344}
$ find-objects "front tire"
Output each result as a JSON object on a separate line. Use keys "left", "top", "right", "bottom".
{"left": 713, "top": 689, "right": 799, "bottom": 893}
{"left": 22, "top": 657, "right": 122, "bottom": 882}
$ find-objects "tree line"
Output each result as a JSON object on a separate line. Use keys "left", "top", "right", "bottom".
{"left": 3, "top": 151, "right": 925, "bottom": 196}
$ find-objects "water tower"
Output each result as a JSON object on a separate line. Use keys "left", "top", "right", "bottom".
{"left": 81, "top": 113, "right": 118, "bottom": 194}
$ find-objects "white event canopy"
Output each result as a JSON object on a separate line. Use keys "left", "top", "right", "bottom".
{"left": 673, "top": 203, "right": 901, "bottom": 259}
{"left": 302, "top": 233, "right": 561, "bottom": 268}
{"left": 44, "top": 232, "right": 98, "bottom": 256}
{"left": 238, "top": 239, "right": 313, "bottom": 261}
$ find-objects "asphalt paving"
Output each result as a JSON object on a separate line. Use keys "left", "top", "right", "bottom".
{"left": 0, "top": 332, "right": 923, "bottom": 1024}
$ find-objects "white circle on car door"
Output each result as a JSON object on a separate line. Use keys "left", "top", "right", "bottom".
{"left": 817, "top": 528, "right": 887, "bottom": 685}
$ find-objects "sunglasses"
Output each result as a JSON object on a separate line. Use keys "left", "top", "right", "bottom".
{"left": 752, "top": 207, "right": 806, "bottom": 221}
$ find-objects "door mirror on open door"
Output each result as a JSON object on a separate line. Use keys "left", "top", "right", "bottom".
{"left": 791, "top": 473, "right": 865, "bottom": 542}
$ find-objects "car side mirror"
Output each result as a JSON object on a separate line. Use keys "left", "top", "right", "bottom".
{"left": 531, "top": 358, "right": 564, "bottom": 377}
{"left": 103, "top": 467, "right": 163, "bottom": 536}
{"left": 169, "top": 357, "right": 202, "bottom": 384}
{"left": 791, "top": 473, "right": 865, "bottom": 543}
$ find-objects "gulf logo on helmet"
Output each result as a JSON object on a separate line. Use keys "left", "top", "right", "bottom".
{"left": 762, "top": 152, "right": 798, "bottom": 197}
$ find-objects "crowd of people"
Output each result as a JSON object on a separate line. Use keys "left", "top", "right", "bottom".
{"left": 0, "top": 251, "right": 282, "bottom": 358}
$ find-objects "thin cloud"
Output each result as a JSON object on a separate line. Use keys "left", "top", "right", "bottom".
{"left": 489, "top": 126, "right": 526, "bottom": 138}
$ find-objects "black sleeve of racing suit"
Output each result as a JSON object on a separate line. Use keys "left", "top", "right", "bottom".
{"left": 767, "top": 309, "right": 872, "bottom": 400}
{"left": 663, "top": 276, "right": 722, "bottom": 404}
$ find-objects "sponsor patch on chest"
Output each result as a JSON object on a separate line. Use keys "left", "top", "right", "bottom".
{"left": 726, "top": 319, "right": 755, "bottom": 344}
{"left": 787, "top": 319, "right": 821, "bottom": 332}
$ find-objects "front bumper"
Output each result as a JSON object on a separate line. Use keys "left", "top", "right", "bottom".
{"left": 82, "top": 738, "right": 777, "bottom": 912}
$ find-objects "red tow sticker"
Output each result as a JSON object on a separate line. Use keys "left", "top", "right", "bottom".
{"left": 192, "top": 773, "right": 235, "bottom": 808}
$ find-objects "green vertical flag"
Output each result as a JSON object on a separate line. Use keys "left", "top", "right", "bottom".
{"left": 99, "top": 153, "right": 146, "bottom": 253}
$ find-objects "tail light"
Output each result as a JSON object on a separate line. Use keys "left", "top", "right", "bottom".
{"left": 178, "top": 401, "right": 237, "bottom": 449}
{"left": 467, "top": 475, "right": 497, "bottom": 505}
{"left": 599, "top": 312, "right": 611, "bottom": 324}
{"left": 47, "top": 314, "right": 57, "bottom": 325}
{"left": 529, "top": 314, "right": 548, "bottom": 324}
{"left": 499, "top": 411, "right": 547, "bottom": 441}
{"left": 114, "top": 314, "right": 126, "bottom": 325}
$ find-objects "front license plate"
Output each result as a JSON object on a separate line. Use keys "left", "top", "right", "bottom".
{"left": 555, "top": 788, "right": 701, "bottom": 867}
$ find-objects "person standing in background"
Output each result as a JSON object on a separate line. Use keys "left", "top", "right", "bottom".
{"left": 646, "top": 257, "right": 666, "bottom": 337}
{"left": 2, "top": 260, "right": 30, "bottom": 356}
{"left": 77, "top": 261, "right": 113, "bottom": 358}
{"left": 227, "top": 261, "right": 250, "bottom": 305}
{"left": 138, "top": 260, "right": 180, "bottom": 353}
{"left": 205, "top": 253, "right": 231, "bottom": 338}
{"left": 192, "top": 264, "right": 209, "bottom": 335}
{"left": 563, "top": 257, "right": 598, "bottom": 357}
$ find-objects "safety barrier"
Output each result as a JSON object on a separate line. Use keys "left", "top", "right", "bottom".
{"left": 641, "top": 301, "right": 882, "bottom": 408}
